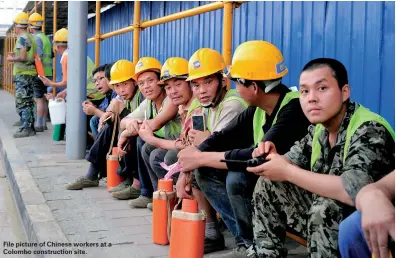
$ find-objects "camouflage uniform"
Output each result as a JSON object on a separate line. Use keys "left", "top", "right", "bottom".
{"left": 248, "top": 101, "right": 395, "bottom": 258}
{"left": 13, "top": 32, "right": 37, "bottom": 130}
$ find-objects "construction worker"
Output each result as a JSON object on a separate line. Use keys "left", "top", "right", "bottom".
{"left": 28, "top": 13, "right": 53, "bottom": 132}
{"left": 177, "top": 41, "right": 311, "bottom": 257}
{"left": 339, "top": 170, "right": 395, "bottom": 258}
{"left": 163, "top": 48, "right": 248, "bottom": 253}
{"left": 114, "top": 57, "right": 182, "bottom": 204}
{"left": 246, "top": 58, "right": 394, "bottom": 257}
{"left": 8, "top": 12, "right": 37, "bottom": 138}
{"left": 65, "top": 60, "right": 145, "bottom": 190}
{"left": 39, "top": 28, "right": 104, "bottom": 104}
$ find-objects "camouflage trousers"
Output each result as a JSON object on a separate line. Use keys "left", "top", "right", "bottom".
{"left": 247, "top": 177, "right": 342, "bottom": 258}
{"left": 14, "top": 75, "right": 35, "bottom": 128}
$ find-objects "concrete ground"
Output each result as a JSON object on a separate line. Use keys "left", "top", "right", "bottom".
{"left": 0, "top": 89, "right": 307, "bottom": 258}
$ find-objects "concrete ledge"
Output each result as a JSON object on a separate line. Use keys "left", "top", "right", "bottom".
{"left": 0, "top": 119, "right": 69, "bottom": 258}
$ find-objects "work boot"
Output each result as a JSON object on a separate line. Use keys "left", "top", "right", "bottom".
{"left": 109, "top": 179, "right": 132, "bottom": 193}
{"left": 209, "top": 246, "right": 247, "bottom": 258}
{"left": 204, "top": 235, "right": 226, "bottom": 254}
{"left": 13, "top": 127, "right": 36, "bottom": 138}
{"left": 13, "top": 120, "right": 22, "bottom": 127}
{"left": 44, "top": 123, "right": 48, "bottom": 130}
{"left": 65, "top": 176, "right": 99, "bottom": 190}
{"left": 128, "top": 195, "right": 152, "bottom": 208}
{"left": 147, "top": 203, "right": 153, "bottom": 211}
{"left": 35, "top": 126, "right": 44, "bottom": 132}
{"left": 111, "top": 186, "right": 141, "bottom": 200}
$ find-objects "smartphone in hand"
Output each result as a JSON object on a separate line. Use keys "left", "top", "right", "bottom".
{"left": 192, "top": 114, "right": 205, "bottom": 131}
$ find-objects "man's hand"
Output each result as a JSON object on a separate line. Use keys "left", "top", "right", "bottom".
{"left": 246, "top": 153, "right": 290, "bottom": 181}
{"left": 83, "top": 104, "right": 97, "bottom": 116}
{"left": 359, "top": 189, "right": 395, "bottom": 258}
{"left": 126, "top": 119, "right": 143, "bottom": 136}
{"left": 98, "top": 112, "right": 113, "bottom": 132}
{"left": 39, "top": 75, "right": 52, "bottom": 86}
{"left": 45, "top": 93, "right": 53, "bottom": 100}
{"left": 56, "top": 89, "right": 67, "bottom": 99}
{"left": 138, "top": 120, "right": 154, "bottom": 142}
{"left": 82, "top": 100, "right": 93, "bottom": 107}
{"left": 7, "top": 52, "right": 15, "bottom": 62}
{"left": 117, "top": 130, "right": 132, "bottom": 157}
{"left": 176, "top": 172, "right": 193, "bottom": 199}
{"left": 188, "top": 129, "right": 210, "bottom": 147}
{"left": 177, "top": 146, "right": 203, "bottom": 172}
{"left": 252, "top": 141, "right": 277, "bottom": 158}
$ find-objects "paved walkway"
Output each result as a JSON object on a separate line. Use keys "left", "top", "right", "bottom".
{"left": 0, "top": 89, "right": 306, "bottom": 258}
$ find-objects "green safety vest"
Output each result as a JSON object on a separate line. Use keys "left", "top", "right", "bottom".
{"left": 35, "top": 32, "right": 53, "bottom": 76}
{"left": 13, "top": 32, "right": 37, "bottom": 76}
{"left": 187, "top": 89, "right": 248, "bottom": 132}
{"left": 86, "top": 57, "right": 104, "bottom": 101}
{"left": 253, "top": 91, "right": 300, "bottom": 145}
{"left": 145, "top": 98, "right": 182, "bottom": 139}
{"left": 310, "top": 105, "right": 395, "bottom": 170}
{"left": 125, "top": 90, "right": 143, "bottom": 113}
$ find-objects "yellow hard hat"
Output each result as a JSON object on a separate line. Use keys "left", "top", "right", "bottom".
{"left": 109, "top": 60, "right": 136, "bottom": 85}
{"left": 133, "top": 57, "right": 162, "bottom": 81}
{"left": 186, "top": 48, "right": 225, "bottom": 81}
{"left": 158, "top": 57, "right": 189, "bottom": 85}
{"left": 28, "top": 13, "right": 44, "bottom": 27}
{"left": 13, "top": 12, "right": 29, "bottom": 27}
{"left": 54, "top": 28, "right": 68, "bottom": 43}
{"left": 228, "top": 40, "right": 288, "bottom": 81}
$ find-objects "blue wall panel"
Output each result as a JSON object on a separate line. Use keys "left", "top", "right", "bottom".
{"left": 87, "top": 1, "right": 395, "bottom": 127}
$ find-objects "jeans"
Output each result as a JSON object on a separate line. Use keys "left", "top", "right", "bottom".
{"left": 141, "top": 144, "right": 179, "bottom": 191}
{"left": 89, "top": 116, "right": 100, "bottom": 138}
{"left": 195, "top": 167, "right": 258, "bottom": 246}
{"left": 137, "top": 137, "right": 154, "bottom": 198}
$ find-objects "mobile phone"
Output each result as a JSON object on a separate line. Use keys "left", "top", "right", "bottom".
{"left": 192, "top": 114, "right": 205, "bottom": 131}
{"left": 103, "top": 116, "right": 112, "bottom": 124}
{"left": 220, "top": 156, "right": 267, "bottom": 170}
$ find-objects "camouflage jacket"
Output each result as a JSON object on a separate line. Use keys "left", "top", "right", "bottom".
{"left": 285, "top": 101, "right": 395, "bottom": 204}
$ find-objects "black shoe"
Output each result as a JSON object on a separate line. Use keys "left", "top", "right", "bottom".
{"left": 204, "top": 235, "right": 225, "bottom": 254}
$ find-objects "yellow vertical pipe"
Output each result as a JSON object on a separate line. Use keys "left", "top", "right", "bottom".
{"left": 52, "top": 1, "right": 57, "bottom": 96}
{"left": 11, "top": 29, "right": 16, "bottom": 94}
{"left": 222, "top": 2, "right": 234, "bottom": 89}
{"left": 35, "top": 1, "right": 38, "bottom": 12}
{"left": 4, "top": 35, "right": 7, "bottom": 91}
{"left": 133, "top": 1, "right": 141, "bottom": 63}
{"left": 95, "top": 1, "right": 101, "bottom": 66}
{"left": 41, "top": 1, "right": 45, "bottom": 33}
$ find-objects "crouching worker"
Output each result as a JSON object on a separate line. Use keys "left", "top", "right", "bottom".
{"left": 116, "top": 57, "right": 181, "bottom": 207}
{"left": 65, "top": 60, "right": 144, "bottom": 190}
{"left": 339, "top": 170, "right": 395, "bottom": 258}
{"left": 246, "top": 58, "right": 394, "bottom": 258}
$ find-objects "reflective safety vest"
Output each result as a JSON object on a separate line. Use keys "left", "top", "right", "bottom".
{"left": 311, "top": 105, "right": 395, "bottom": 170}
{"left": 13, "top": 32, "right": 37, "bottom": 76}
{"left": 253, "top": 91, "right": 300, "bottom": 145}
{"left": 188, "top": 89, "right": 248, "bottom": 132}
{"left": 35, "top": 32, "right": 53, "bottom": 76}
{"left": 145, "top": 98, "right": 182, "bottom": 139}
{"left": 125, "top": 90, "right": 143, "bottom": 113}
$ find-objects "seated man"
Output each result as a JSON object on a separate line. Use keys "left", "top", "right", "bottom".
{"left": 82, "top": 63, "right": 117, "bottom": 138}
{"left": 65, "top": 59, "right": 144, "bottom": 190}
{"left": 115, "top": 57, "right": 181, "bottom": 206}
{"left": 245, "top": 58, "right": 395, "bottom": 257}
{"left": 339, "top": 170, "right": 395, "bottom": 258}
{"left": 177, "top": 41, "right": 311, "bottom": 258}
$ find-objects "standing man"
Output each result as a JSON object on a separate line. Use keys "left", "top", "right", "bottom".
{"left": 28, "top": 13, "right": 53, "bottom": 132}
{"left": 8, "top": 12, "right": 37, "bottom": 138}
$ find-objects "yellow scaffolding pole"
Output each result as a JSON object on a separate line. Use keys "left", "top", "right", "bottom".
{"left": 95, "top": 1, "right": 101, "bottom": 66}
{"left": 52, "top": 1, "right": 57, "bottom": 96}
{"left": 133, "top": 1, "right": 141, "bottom": 63}
{"left": 87, "top": 1, "right": 226, "bottom": 42}
{"left": 42, "top": 1, "right": 45, "bottom": 33}
{"left": 29, "top": 1, "right": 42, "bottom": 15}
{"left": 223, "top": 1, "right": 234, "bottom": 89}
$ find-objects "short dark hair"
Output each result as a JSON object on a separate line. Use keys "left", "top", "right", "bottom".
{"left": 92, "top": 64, "right": 107, "bottom": 77}
{"left": 104, "top": 62, "right": 115, "bottom": 81}
{"left": 302, "top": 58, "right": 348, "bottom": 89}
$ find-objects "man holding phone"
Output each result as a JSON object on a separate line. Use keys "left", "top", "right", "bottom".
{"left": 177, "top": 41, "right": 311, "bottom": 258}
